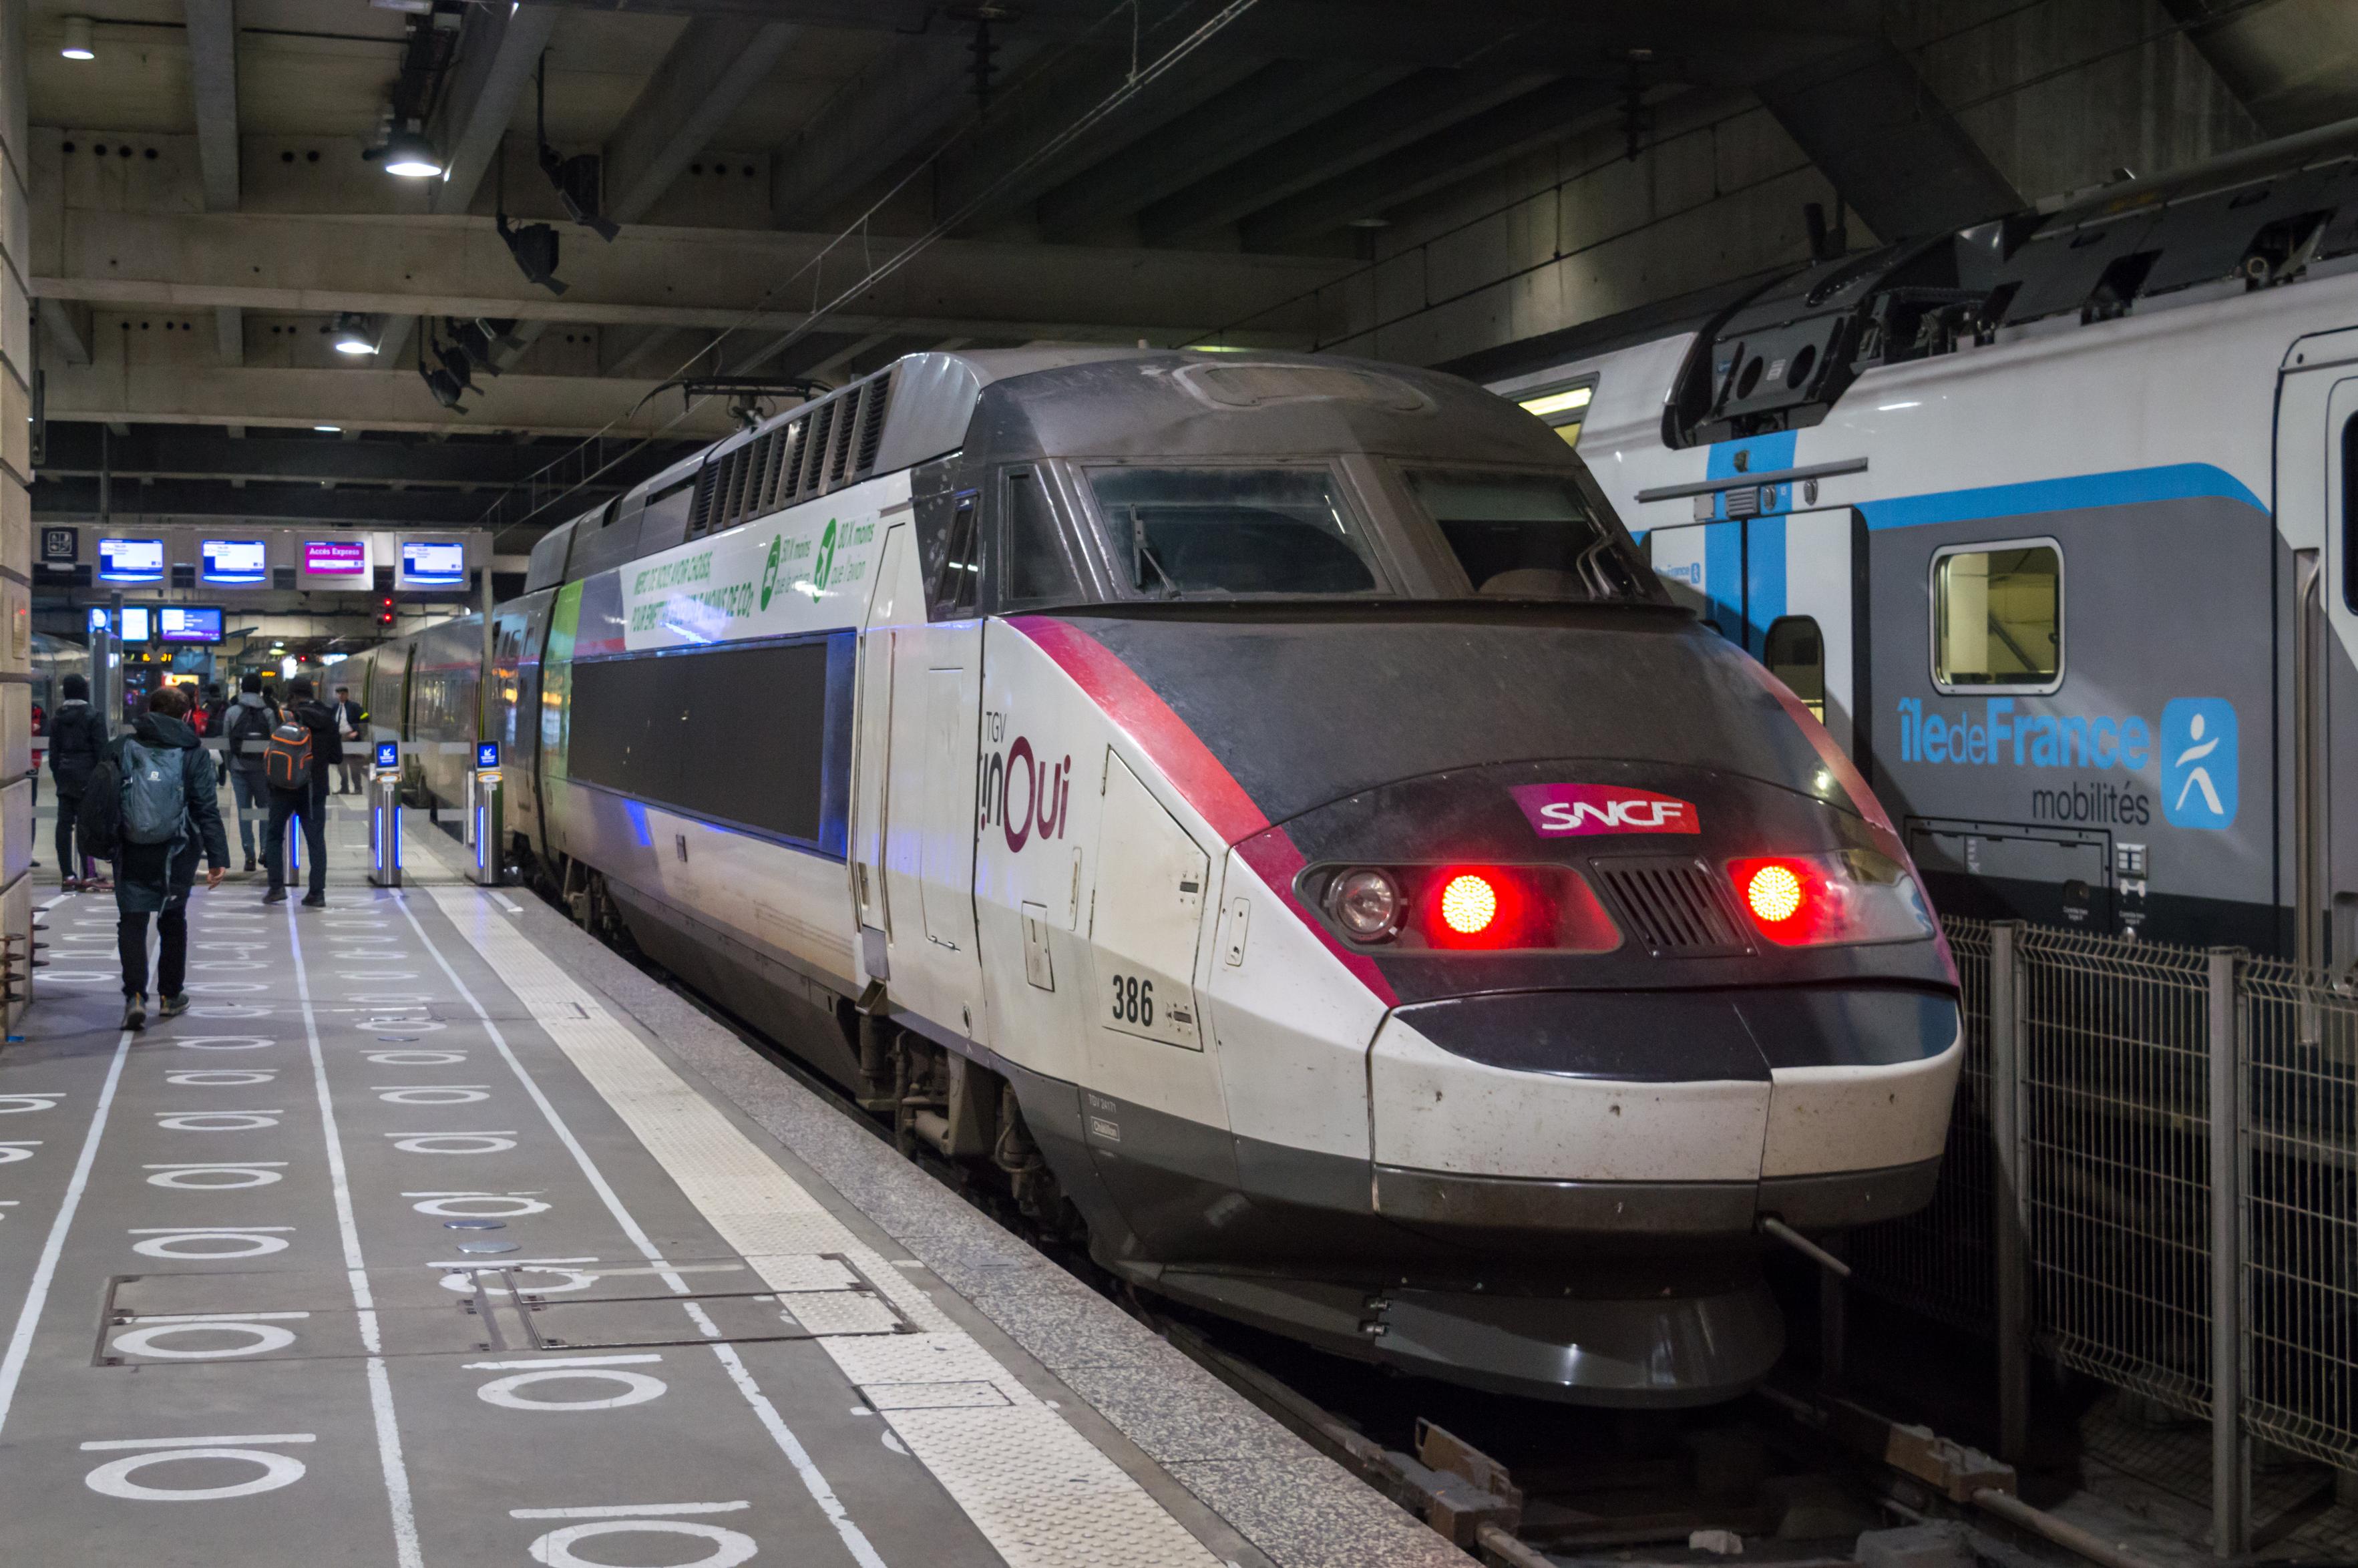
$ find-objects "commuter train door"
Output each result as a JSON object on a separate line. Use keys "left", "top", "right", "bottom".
{"left": 2299, "top": 372, "right": 2358, "bottom": 968}
{"left": 1650, "top": 506, "right": 1864, "bottom": 757}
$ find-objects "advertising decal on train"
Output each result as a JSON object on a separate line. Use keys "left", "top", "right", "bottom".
{"left": 1894, "top": 695, "right": 2239, "bottom": 830}
{"left": 622, "top": 504, "right": 885, "bottom": 650}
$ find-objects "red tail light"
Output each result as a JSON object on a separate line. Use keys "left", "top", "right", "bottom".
{"left": 1438, "top": 873, "right": 1499, "bottom": 934}
{"left": 1727, "top": 851, "right": 1935, "bottom": 948}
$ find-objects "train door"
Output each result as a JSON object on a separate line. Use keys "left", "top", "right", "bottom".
{"left": 1650, "top": 508, "right": 1865, "bottom": 757}
{"left": 877, "top": 492, "right": 989, "bottom": 1044}
{"left": 2295, "top": 372, "right": 2358, "bottom": 972}
{"left": 853, "top": 527, "right": 916, "bottom": 944}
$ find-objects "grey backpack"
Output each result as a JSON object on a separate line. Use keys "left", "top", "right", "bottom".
{"left": 119, "top": 739, "right": 188, "bottom": 846}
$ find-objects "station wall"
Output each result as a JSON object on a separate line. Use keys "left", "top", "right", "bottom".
{"left": 0, "top": 0, "right": 29, "bottom": 1026}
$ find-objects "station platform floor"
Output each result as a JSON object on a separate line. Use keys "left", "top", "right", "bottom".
{"left": 1, "top": 799, "right": 1463, "bottom": 1568}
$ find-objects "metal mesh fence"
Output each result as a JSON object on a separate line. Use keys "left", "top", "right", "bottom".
{"left": 1848, "top": 914, "right": 2358, "bottom": 1477}
{"left": 2015, "top": 924, "right": 2216, "bottom": 1416}
{"left": 2241, "top": 957, "right": 2358, "bottom": 1469}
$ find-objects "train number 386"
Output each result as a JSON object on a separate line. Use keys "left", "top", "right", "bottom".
{"left": 1109, "top": 974, "right": 1155, "bottom": 1027}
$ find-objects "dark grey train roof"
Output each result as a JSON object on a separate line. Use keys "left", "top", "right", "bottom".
{"left": 528, "top": 347, "right": 1567, "bottom": 590}
{"left": 1446, "top": 117, "right": 2358, "bottom": 448}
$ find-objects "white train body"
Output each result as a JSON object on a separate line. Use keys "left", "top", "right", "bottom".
{"left": 372, "top": 347, "right": 1963, "bottom": 1405}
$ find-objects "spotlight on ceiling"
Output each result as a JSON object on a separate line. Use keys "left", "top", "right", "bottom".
{"left": 59, "top": 16, "right": 94, "bottom": 59}
{"left": 373, "top": 124, "right": 443, "bottom": 180}
{"left": 421, "top": 365, "right": 468, "bottom": 413}
{"left": 331, "top": 314, "right": 374, "bottom": 356}
{"left": 496, "top": 212, "right": 567, "bottom": 296}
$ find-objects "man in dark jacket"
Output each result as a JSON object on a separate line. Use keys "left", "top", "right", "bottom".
{"left": 264, "top": 677, "right": 339, "bottom": 908}
{"left": 220, "top": 672, "right": 279, "bottom": 875}
{"left": 111, "top": 685, "right": 228, "bottom": 1030}
{"left": 46, "top": 673, "right": 106, "bottom": 891}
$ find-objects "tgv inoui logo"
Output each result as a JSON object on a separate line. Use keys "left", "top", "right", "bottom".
{"left": 1511, "top": 783, "right": 1701, "bottom": 837}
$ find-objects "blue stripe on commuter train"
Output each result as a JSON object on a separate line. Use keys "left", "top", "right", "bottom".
{"left": 1895, "top": 697, "right": 2238, "bottom": 829}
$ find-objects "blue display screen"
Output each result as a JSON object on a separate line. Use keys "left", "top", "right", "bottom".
{"left": 476, "top": 741, "right": 500, "bottom": 769}
{"left": 375, "top": 741, "right": 398, "bottom": 770}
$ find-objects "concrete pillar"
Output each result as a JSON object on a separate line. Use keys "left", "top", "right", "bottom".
{"left": 0, "top": 0, "right": 31, "bottom": 1023}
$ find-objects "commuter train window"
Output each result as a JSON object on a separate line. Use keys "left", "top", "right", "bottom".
{"left": 1001, "top": 468, "right": 1082, "bottom": 608}
{"left": 1512, "top": 380, "right": 1594, "bottom": 450}
{"left": 931, "top": 495, "right": 982, "bottom": 618}
{"left": 1403, "top": 469, "right": 1653, "bottom": 601}
{"left": 1763, "top": 615, "right": 1825, "bottom": 721}
{"left": 1931, "top": 541, "right": 2061, "bottom": 691}
{"left": 1084, "top": 466, "right": 1378, "bottom": 597}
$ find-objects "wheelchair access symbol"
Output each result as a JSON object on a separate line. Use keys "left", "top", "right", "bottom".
{"left": 2160, "top": 699, "right": 2237, "bottom": 831}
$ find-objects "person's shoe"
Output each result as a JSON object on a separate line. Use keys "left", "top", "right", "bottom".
{"left": 301, "top": 892, "right": 327, "bottom": 909}
{"left": 158, "top": 993, "right": 189, "bottom": 1020}
{"left": 59, "top": 877, "right": 78, "bottom": 892}
{"left": 121, "top": 994, "right": 147, "bottom": 1032}
{"left": 263, "top": 886, "right": 288, "bottom": 905}
{"left": 242, "top": 855, "right": 257, "bottom": 875}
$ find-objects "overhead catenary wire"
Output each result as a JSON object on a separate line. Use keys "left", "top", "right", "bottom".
{"left": 470, "top": 0, "right": 1264, "bottom": 542}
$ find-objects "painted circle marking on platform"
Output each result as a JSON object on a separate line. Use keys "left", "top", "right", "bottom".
{"left": 146, "top": 1165, "right": 283, "bottom": 1190}
{"left": 188, "top": 1004, "right": 271, "bottom": 1019}
{"left": 84, "top": 1447, "right": 306, "bottom": 1501}
{"left": 110, "top": 1320, "right": 298, "bottom": 1360}
{"left": 391, "top": 1133, "right": 515, "bottom": 1155}
{"left": 39, "top": 972, "right": 111, "bottom": 984}
{"left": 0, "top": 1095, "right": 61, "bottom": 1114}
{"left": 323, "top": 920, "right": 388, "bottom": 929}
{"left": 156, "top": 1112, "right": 281, "bottom": 1131}
{"left": 376, "top": 1087, "right": 489, "bottom": 1106}
{"left": 415, "top": 1195, "right": 545, "bottom": 1218}
{"left": 364, "top": 1020, "right": 445, "bottom": 1032}
{"left": 167, "top": 1070, "right": 276, "bottom": 1086}
{"left": 351, "top": 993, "right": 431, "bottom": 1004}
{"left": 0, "top": 1145, "right": 37, "bottom": 1164}
{"left": 190, "top": 962, "right": 264, "bottom": 972}
{"left": 174, "top": 1036, "right": 274, "bottom": 1051}
{"left": 132, "top": 1231, "right": 291, "bottom": 1259}
{"left": 528, "top": 1522, "right": 757, "bottom": 1568}
{"left": 476, "top": 1369, "right": 666, "bottom": 1412}
{"left": 367, "top": 1050, "right": 465, "bottom": 1066}
{"left": 183, "top": 982, "right": 266, "bottom": 994}
{"left": 440, "top": 1263, "right": 595, "bottom": 1294}
{"left": 341, "top": 972, "right": 420, "bottom": 982}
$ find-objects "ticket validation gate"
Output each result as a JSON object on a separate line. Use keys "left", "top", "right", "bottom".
{"left": 369, "top": 741, "right": 402, "bottom": 889}
{"left": 465, "top": 742, "right": 504, "bottom": 887}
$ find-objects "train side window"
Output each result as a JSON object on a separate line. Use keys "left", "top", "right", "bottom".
{"left": 1000, "top": 468, "right": 1082, "bottom": 608}
{"left": 931, "top": 496, "right": 982, "bottom": 618}
{"left": 1931, "top": 540, "right": 2061, "bottom": 692}
{"left": 1763, "top": 616, "right": 1825, "bottom": 721}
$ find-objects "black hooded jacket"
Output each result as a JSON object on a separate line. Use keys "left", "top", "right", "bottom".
{"left": 46, "top": 699, "right": 106, "bottom": 795}
{"left": 110, "top": 711, "right": 230, "bottom": 913}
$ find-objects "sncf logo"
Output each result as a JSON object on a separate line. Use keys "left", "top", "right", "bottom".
{"left": 1509, "top": 783, "right": 1701, "bottom": 837}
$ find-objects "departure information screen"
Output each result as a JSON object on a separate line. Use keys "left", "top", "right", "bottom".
{"left": 99, "top": 538, "right": 164, "bottom": 582}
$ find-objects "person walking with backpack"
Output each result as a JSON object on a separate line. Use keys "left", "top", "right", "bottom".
{"left": 263, "top": 676, "right": 339, "bottom": 907}
{"left": 46, "top": 673, "right": 107, "bottom": 891}
{"left": 86, "top": 686, "right": 228, "bottom": 1030}
{"left": 221, "top": 673, "right": 278, "bottom": 875}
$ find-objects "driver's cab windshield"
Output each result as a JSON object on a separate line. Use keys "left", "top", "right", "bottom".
{"left": 1077, "top": 462, "right": 1656, "bottom": 604}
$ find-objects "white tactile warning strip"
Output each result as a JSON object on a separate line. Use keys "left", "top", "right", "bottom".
{"left": 425, "top": 888, "right": 1223, "bottom": 1568}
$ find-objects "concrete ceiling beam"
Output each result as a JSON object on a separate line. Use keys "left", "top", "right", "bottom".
{"left": 35, "top": 210, "right": 1345, "bottom": 340}
{"left": 42, "top": 362, "right": 741, "bottom": 438}
{"left": 1139, "top": 66, "right": 1557, "bottom": 246}
{"left": 605, "top": 15, "right": 804, "bottom": 226}
{"left": 769, "top": 34, "right": 1040, "bottom": 229}
{"left": 1036, "top": 59, "right": 1414, "bottom": 241}
{"left": 1238, "top": 78, "right": 1619, "bottom": 246}
{"left": 36, "top": 422, "right": 700, "bottom": 487}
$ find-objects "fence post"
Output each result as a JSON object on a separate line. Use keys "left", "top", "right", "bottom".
{"left": 2208, "top": 946, "right": 2248, "bottom": 1557}
{"left": 1989, "top": 920, "right": 2031, "bottom": 1463}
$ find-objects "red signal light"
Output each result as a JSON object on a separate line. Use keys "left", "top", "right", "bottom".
{"left": 1438, "top": 873, "right": 1498, "bottom": 935}
{"left": 1744, "top": 862, "right": 1806, "bottom": 926}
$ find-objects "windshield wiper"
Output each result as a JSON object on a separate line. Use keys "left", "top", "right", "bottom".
{"left": 1129, "top": 506, "right": 1181, "bottom": 598}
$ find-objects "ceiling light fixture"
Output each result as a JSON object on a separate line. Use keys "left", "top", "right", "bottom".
{"left": 375, "top": 123, "right": 443, "bottom": 180}
{"left": 313, "top": 425, "right": 342, "bottom": 433}
{"left": 59, "top": 16, "right": 94, "bottom": 59}
{"left": 331, "top": 314, "right": 374, "bottom": 355}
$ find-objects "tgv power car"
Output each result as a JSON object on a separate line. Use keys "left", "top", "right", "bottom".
{"left": 365, "top": 348, "right": 1963, "bottom": 1405}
